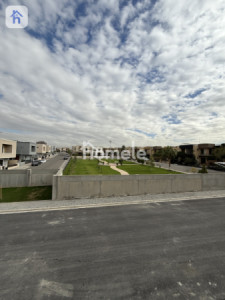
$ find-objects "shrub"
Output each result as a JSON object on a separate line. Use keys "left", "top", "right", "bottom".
{"left": 198, "top": 165, "right": 208, "bottom": 173}
{"left": 119, "top": 159, "right": 123, "bottom": 165}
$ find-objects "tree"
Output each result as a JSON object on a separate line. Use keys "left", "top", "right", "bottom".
{"left": 213, "top": 146, "right": 225, "bottom": 161}
{"left": 149, "top": 156, "right": 155, "bottom": 167}
{"left": 66, "top": 148, "right": 72, "bottom": 155}
{"left": 146, "top": 156, "right": 155, "bottom": 167}
{"left": 175, "top": 151, "right": 197, "bottom": 166}
{"left": 119, "top": 159, "right": 123, "bottom": 165}
{"left": 120, "top": 145, "right": 126, "bottom": 156}
{"left": 137, "top": 158, "right": 145, "bottom": 164}
{"left": 162, "top": 146, "right": 176, "bottom": 167}
{"left": 153, "top": 149, "right": 163, "bottom": 162}
{"left": 198, "top": 164, "right": 208, "bottom": 173}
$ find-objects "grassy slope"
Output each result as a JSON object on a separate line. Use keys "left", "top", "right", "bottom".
{"left": 1, "top": 186, "right": 52, "bottom": 203}
{"left": 118, "top": 165, "right": 181, "bottom": 174}
{"left": 63, "top": 158, "right": 120, "bottom": 175}
{"left": 122, "top": 160, "right": 137, "bottom": 165}
{"left": 102, "top": 159, "right": 136, "bottom": 165}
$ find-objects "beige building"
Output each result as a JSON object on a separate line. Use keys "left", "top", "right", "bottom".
{"left": 36, "top": 141, "right": 47, "bottom": 155}
{"left": 72, "top": 145, "right": 82, "bottom": 154}
{"left": 196, "top": 144, "right": 215, "bottom": 165}
{"left": 146, "top": 146, "right": 162, "bottom": 158}
{"left": 179, "top": 144, "right": 216, "bottom": 165}
{"left": 46, "top": 145, "right": 51, "bottom": 153}
{"left": 0, "top": 138, "right": 17, "bottom": 169}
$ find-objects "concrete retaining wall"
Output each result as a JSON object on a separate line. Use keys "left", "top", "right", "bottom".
{"left": 0, "top": 170, "right": 29, "bottom": 188}
{"left": 0, "top": 169, "right": 58, "bottom": 188}
{"left": 52, "top": 173, "right": 225, "bottom": 200}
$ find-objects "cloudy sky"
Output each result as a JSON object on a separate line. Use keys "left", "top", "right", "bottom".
{"left": 0, "top": 0, "right": 225, "bottom": 147}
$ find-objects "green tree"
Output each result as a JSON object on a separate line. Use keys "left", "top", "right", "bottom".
{"left": 119, "top": 159, "right": 123, "bottom": 165}
{"left": 66, "top": 148, "right": 72, "bottom": 155}
{"left": 120, "top": 145, "right": 126, "bottom": 156}
{"left": 137, "top": 158, "right": 145, "bottom": 164}
{"left": 213, "top": 146, "right": 225, "bottom": 161}
{"left": 149, "top": 156, "right": 155, "bottom": 167}
{"left": 153, "top": 149, "right": 163, "bottom": 162}
{"left": 198, "top": 164, "right": 208, "bottom": 173}
{"left": 162, "top": 146, "right": 176, "bottom": 167}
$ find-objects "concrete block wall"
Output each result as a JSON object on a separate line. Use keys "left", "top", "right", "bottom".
{"left": 0, "top": 169, "right": 58, "bottom": 188}
{"left": 0, "top": 170, "right": 28, "bottom": 187}
{"left": 52, "top": 173, "right": 225, "bottom": 200}
{"left": 31, "top": 169, "right": 58, "bottom": 187}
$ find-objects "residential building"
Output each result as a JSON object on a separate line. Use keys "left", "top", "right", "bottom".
{"left": 179, "top": 144, "right": 197, "bottom": 155}
{"left": 196, "top": 143, "right": 215, "bottom": 165}
{"left": 36, "top": 141, "right": 47, "bottom": 156}
{"left": 72, "top": 145, "right": 82, "bottom": 153}
{"left": 146, "top": 146, "right": 162, "bottom": 158}
{"left": 179, "top": 143, "right": 216, "bottom": 165}
{"left": 46, "top": 145, "right": 51, "bottom": 153}
{"left": 0, "top": 138, "right": 17, "bottom": 169}
{"left": 16, "top": 141, "right": 37, "bottom": 162}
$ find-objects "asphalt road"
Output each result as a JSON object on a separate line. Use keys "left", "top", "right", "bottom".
{"left": 32, "top": 153, "right": 68, "bottom": 170}
{"left": 157, "top": 162, "right": 221, "bottom": 174}
{"left": 1, "top": 198, "right": 225, "bottom": 299}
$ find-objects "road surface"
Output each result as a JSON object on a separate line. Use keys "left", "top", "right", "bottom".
{"left": 157, "top": 162, "right": 221, "bottom": 173}
{"left": 31, "top": 153, "right": 68, "bottom": 170}
{"left": 1, "top": 198, "right": 225, "bottom": 299}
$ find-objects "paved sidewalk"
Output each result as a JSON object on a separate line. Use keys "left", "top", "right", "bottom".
{"left": 109, "top": 163, "right": 129, "bottom": 175}
{"left": 0, "top": 190, "right": 225, "bottom": 214}
{"left": 98, "top": 159, "right": 129, "bottom": 175}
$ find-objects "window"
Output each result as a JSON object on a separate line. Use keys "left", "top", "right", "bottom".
{"left": 2, "top": 144, "right": 12, "bottom": 153}
{"left": 31, "top": 145, "right": 36, "bottom": 152}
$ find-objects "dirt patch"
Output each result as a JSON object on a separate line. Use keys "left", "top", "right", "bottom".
{"left": 27, "top": 190, "right": 41, "bottom": 200}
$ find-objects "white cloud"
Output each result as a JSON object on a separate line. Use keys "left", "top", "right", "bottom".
{"left": 0, "top": 0, "right": 225, "bottom": 147}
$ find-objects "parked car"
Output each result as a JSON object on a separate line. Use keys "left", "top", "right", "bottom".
{"left": 40, "top": 159, "right": 46, "bottom": 163}
{"left": 31, "top": 160, "right": 40, "bottom": 166}
{"left": 64, "top": 157, "right": 68, "bottom": 160}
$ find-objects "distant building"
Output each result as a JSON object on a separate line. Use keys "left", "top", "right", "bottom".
{"left": 36, "top": 141, "right": 47, "bottom": 156}
{"left": 16, "top": 141, "right": 36, "bottom": 162}
{"left": 145, "top": 146, "right": 162, "bottom": 159}
{"left": 196, "top": 143, "right": 215, "bottom": 165}
{"left": 0, "top": 138, "right": 17, "bottom": 169}
{"left": 72, "top": 145, "right": 82, "bottom": 154}
{"left": 46, "top": 145, "right": 51, "bottom": 153}
{"left": 179, "top": 143, "right": 216, "bottom": 165}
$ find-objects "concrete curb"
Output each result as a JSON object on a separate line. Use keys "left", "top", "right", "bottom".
{"left": 1, "top": 191, "right": 225, "bottom": 215}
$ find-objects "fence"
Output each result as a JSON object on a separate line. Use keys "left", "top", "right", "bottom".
{"left": 0, "top": 169, "right": 58, "bottom": 188}
{"left": 52, "top": 173, "right": 225, "bottom": 200}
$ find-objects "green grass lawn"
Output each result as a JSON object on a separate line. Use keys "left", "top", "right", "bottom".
{"left": 122, "top": 160, "right": 137, "bottom": 165}
{"left": 102, "top": 158, "right": 136, "bottom": 165}
{"left": 63, "top": 158, "right": 120, "bottom": 175}
{"left": 102, "top": 158, "right": 119, "bottom": 163}
{"left": 118, "top": 164, "right": 181, "bottom": 174}
{"left": 1, "top": 186, "right": 52, "bottom": 203}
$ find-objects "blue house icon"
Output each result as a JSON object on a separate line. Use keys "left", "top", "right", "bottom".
{"left": 10, "top": 10, "right": 23, "bottom": 24}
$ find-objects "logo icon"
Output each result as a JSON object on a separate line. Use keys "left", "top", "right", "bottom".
{"left": 5, "top": 6, "right": 28, "bottom": 28}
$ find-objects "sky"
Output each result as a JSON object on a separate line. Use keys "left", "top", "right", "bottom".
{"left": 0, "top": 0, "right": 225, "bottom": 147}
